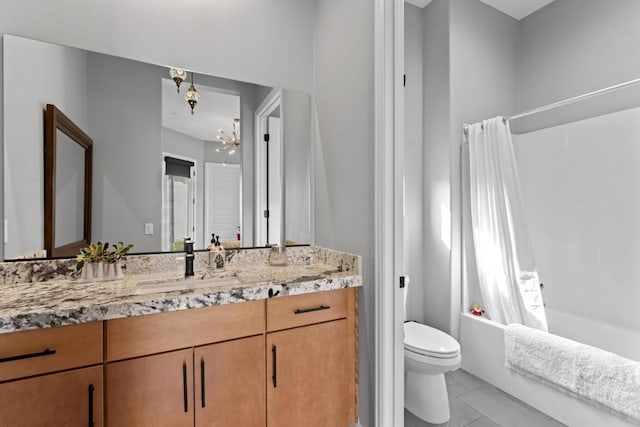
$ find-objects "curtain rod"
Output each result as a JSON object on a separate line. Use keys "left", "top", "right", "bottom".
{"left": 462, "top": 76, "right": 640, "bottom": 135}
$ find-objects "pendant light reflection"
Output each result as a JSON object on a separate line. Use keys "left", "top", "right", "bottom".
{"left": 169, "top": 67, "right": 187, "bottom": 93}
{"left": 184, "top": 73, "right": 200, "bottom": 115}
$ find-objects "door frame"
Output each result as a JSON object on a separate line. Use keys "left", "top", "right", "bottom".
{"left": 161, "top": 152, "right": 197, "bottom": 251}
{"left": 374, "top": 0, "right": 405, "bottom": 426}
{"left": 203, "top": 162, "right": 241, "bottom": 245}
{"left": 254, "top": 88, "right": 283, "bottom": 247}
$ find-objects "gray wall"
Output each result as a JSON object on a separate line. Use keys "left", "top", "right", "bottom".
{"left": 313, "top": 0, "right": 374, "bottom": 425}
{"left": 420, "top": 0, "right": 452, "bottom": 333}
{"left": 514, "top": 0, "right": 640, "bottom": 133}
{"left": 3, "top": 35, "right": 88, "bottom": 258}
{"left": 518, "top": 0, "right": 640, "bottom": 112}
{"left": 404, "top": 4, "right": 425, "bottom": 323}
{"left": 87, "top": 52, "right": 164, "bottom": 252}
{"left": 449, "top": 0, "right": 519, "bottom": 335}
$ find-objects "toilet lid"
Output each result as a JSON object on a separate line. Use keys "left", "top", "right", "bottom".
{"left": 404, "top": 321, "right": 460, "bottom": 357}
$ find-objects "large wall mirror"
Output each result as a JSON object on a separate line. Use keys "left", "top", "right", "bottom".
{"left": 3, "top": 35, "right": 312, "bottom": 260}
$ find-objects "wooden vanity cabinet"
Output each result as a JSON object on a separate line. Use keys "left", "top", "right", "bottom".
{"left": 0, "top": 323, "right": 104, "bottom": 427}
{"left": 106, "top": 348, "right": 194, "bottom": 427}
{"left": 0, "top": 287, "right": 358, "bottom": 427}
{"left": 266, "top": 288, "right": 358, "bottom": 427}
{"left": 104, "top": 300, "right": 266, "bottom": 427}
{"left": 0, "top": 365, "right": 103, "bottom": 427}
{"left": 194, "top": 335, "right": 266, "bottom": 427}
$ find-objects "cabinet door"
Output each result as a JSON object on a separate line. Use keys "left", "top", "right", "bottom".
{"left": 195, "top": 335, "right": 265, "bottom": 426}
{"left": 0, "top": 365, "right": 103, "bottom": 427}
{"left": 267, "top": 319, "right": 349, "bottom": 427}
{"left": 106, "top": 348, "right": 193, "bottom": 427}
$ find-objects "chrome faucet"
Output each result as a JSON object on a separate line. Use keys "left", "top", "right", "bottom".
{"left": 184, "top": 238, "right": 195, "bottom": 277}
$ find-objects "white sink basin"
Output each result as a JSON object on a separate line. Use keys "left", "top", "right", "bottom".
{"left": 134, "top": 275, "right": 242, "bottom": 295}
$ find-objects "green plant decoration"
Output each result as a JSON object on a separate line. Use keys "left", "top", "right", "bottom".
{"left": 76, "top": 241, "right": 134, "bottom": 271}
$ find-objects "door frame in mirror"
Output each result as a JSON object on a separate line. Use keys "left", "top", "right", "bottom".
{"left": 44, "top": 104, "right": 93, "bottom": 257}
{"left": 254, "top": 88, "right": 284, "bottom": 247}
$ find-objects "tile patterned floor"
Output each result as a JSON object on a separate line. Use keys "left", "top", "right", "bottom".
{"left": 404, "top": 369, "right": 566, "bottom": 427}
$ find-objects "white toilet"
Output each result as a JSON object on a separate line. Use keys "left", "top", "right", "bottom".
{"left": 404, "top": 320, "right": 461, "bottom": 424}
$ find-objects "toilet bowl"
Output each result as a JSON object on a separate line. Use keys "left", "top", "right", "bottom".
{"left": 404, "top": 321, "right": 461, "bottom": 424}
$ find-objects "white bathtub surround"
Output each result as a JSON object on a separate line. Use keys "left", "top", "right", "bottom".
{"left": 466, "top": 117, "right": 547, "bottom": 331}
{"left": 505, "top": 323, "right": 640, "bottom": 423}
{"left": 460, "top": 313, "right": 638, "bottom": 427}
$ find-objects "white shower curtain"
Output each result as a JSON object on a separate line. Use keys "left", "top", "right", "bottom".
{"left": 467, "top": 117, "right": 548, "bottom": 331}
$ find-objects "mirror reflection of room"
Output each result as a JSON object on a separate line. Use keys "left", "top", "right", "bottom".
{"left": 3, "top": 35, "right": 312, "bottom": 260}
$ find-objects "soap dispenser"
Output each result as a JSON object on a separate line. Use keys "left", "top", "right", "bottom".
{"left": 208, "top": 234, "right": 217, "bottom": 270}
{"left": 213, "top": 235, "right": 225, "bottom": 269}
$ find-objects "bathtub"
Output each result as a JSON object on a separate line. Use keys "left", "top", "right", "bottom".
{"left": 459, "top": 312, "right": 639, "bottom": 427}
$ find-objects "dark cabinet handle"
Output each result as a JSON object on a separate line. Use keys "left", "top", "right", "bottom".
{"left": 88, "top": 384, "right": 94, "bottom": 427}
{"left": 0, "top": 348, "right": 56, "bottom": 363}
{"left": 294, "top": 305, "right": 331, "bottom": 315}
{"left": 183, "top": 363, "right": 188, "bottom": 413}
{"left": 272, "top": 345, "right": 277, "bottom": 388}
{"left": 200, "top": 359, "right": 205, "bottom": 408}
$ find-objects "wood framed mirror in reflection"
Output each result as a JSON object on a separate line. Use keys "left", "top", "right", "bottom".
{"left": 44, "top": 104, "right": 93, "bottom": 258}
{"left": 3, "top": 34, "right": 312, "bottom": 260}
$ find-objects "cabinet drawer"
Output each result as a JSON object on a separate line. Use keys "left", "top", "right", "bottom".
{"left": 267, "top": 289, "right": 348, "bottom": 332}
{"left": 106, "top": 300, "right": 265, "bottom": 361}
{"left": 0, "top": 322, "right": 103, "bottom": 382}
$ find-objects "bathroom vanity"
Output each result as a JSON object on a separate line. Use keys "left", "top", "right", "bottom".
{"left": 0, "top": 246, "right": 361, "bottom": 427}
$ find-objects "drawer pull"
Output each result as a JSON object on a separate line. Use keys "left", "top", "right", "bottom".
{"left": 294, "top": 305, "right": 331, "bottom": 315}
{"left": 0, "top": 348, "right": 57, "bottom": 363}
{"left": 200, "top": 359, "right": 206, "bottom": 408}
{"left": 182, "top": 363, "right": 188, "bottom": 413}
{"left": 272, "top": 345, "right": 277, "bottom": 388}
{"left": 88, "top": 384, "right": 95, "bottom": 427}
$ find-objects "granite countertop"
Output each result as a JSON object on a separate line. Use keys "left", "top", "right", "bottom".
{"left": 0, "top": 248, "right": 362, "bottom": 334}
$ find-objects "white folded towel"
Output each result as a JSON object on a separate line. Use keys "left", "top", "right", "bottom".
{"left": 504, "top": 323, "right": 640, "bottom": 423}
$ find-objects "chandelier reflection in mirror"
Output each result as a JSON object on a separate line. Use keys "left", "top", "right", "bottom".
{"left": 184, "top": 72, "right": 200, "bottom": 115}
{"left": 216, "top": 118, "right": 240, "bottom": 162}
{"left": 170, "top": 67, "right": 200, "bottom": 114}
{"left": 169, "top": 67, "right": 187, "bottom": 93}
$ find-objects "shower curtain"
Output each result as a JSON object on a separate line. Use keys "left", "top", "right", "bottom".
{"left": 467, "top": 117, "right": 548, "bottom": 331}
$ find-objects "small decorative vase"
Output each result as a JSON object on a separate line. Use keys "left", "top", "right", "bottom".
{"left": 95, "top": 262, "right": 105, "bottom": 280}
{"left": 114, "top": 260, "right": 125, "bottom": 279}
{"left": 105, "top": 263, "right": 115, "bottom": 280}
{"left": 81, "top": 263, "right": 94, "bottom": 281}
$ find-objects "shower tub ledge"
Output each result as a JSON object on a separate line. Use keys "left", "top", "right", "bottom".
{"left": 459, "top": 313, "right": 638, "bottom": 427}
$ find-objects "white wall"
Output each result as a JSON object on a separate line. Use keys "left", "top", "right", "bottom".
{"left": 403, "top": 4, "right": 425, "bottom": 323}
{"left": 313, "top": 0, "right": 374, "bottom": 424}
{"left": 3, "top": 35, "right": 88, "bottom": 258}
